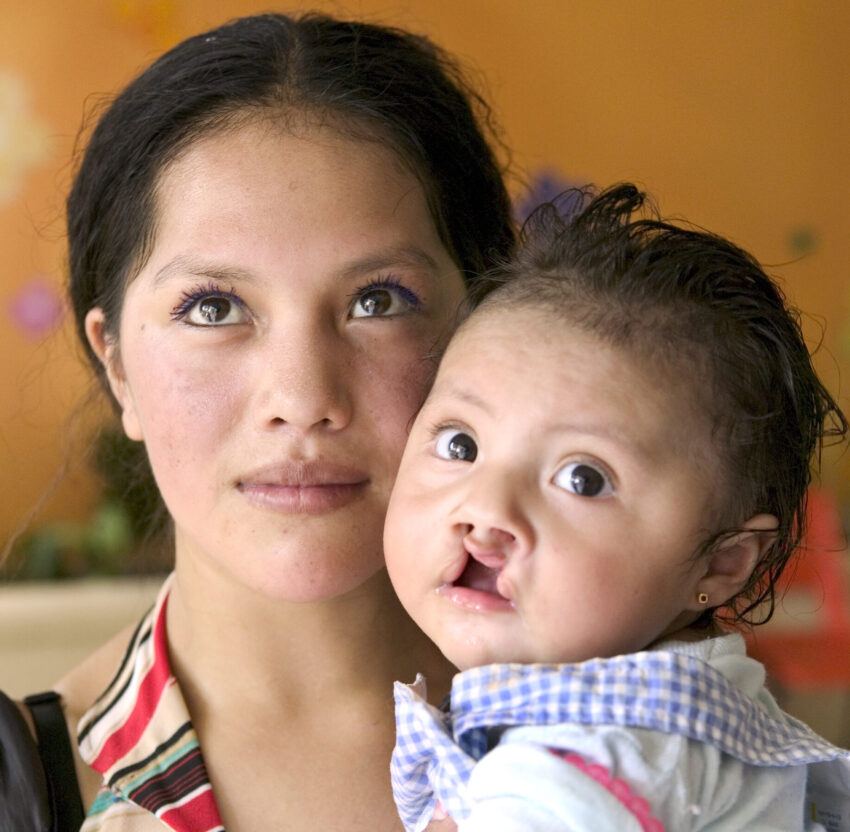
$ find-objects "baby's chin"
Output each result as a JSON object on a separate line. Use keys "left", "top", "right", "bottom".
{"left": 435, "top": 640, "right": 531, "bottom": 672}
{"left": 436, "top": 637, "right": 619, "bottom": 671}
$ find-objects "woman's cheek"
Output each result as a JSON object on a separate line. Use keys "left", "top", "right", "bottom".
{"left": 369, "top": 341, "right": 438, "bottom": 435}
{"left": 124, "top": 339, "right": 244, "bottom": 483}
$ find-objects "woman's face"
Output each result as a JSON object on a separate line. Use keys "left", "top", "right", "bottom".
{"left": 87, "top": 120, "right": 466, "bottom": 601}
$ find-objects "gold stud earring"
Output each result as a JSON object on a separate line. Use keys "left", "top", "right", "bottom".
{"left": 697, "top": 592, "right": 709, "bottom": 605}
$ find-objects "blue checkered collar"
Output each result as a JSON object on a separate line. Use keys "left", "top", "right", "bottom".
{"left": 392, "top": 636, "right": 849, "bottom": 832}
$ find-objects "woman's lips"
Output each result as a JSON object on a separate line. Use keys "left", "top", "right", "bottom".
{"left": 236, "top": 461, "right": 370, "bottom": 515}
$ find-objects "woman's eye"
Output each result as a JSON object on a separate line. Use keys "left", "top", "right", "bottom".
{"left": 553, "top": 462, "right": 613, "bottom": 498}
{"left": 434, "top": 429, "right": 478, "bottom": 462}
{"left": 171, "top": 289, "right": 248, "bottom": 326}
{"left": 350, "top": 279, "right": 420, "bottom": 318}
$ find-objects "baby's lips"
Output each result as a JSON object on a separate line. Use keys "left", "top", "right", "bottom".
{"left": 440, "top": 544, "right": 472, "bottom": 586}
{"left": 462, "top": 536, "right": 508, "bottom": 570}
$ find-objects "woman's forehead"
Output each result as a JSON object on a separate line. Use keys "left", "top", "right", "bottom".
{"left": 143, "top": 121, "right": 438, "bottom": 264}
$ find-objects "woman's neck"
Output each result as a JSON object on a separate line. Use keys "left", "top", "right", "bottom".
{"left": 164, "top": 556, "right": 452, "bottom": 832}
{"left": 166, "top": 556, "right": 453, "bottom": 720}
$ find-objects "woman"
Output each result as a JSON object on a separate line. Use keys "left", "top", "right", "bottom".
{"left": 1, "top": 12, "right": 514, "bottom": 831}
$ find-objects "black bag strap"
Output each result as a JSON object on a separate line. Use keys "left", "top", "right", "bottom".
{"left": 23, "top": 692, "right": 85, "bottom": 832}
{"left": 0, "top": 688, "right": 51, "bottom": 832}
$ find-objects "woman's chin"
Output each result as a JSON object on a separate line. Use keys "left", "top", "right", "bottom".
{"left": 234, "top": 556, "right": 388, "bottom": 606}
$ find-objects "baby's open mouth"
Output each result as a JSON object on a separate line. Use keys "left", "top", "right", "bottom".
{"left": 440, "top": 550, "right": 514, "bottom": 612}
{"left": 454, "top": 555, "right": 505, "bottom": 598}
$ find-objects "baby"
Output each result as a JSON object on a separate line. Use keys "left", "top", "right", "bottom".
{"left": 385, "top": 184, "right": 850, "bottom": 831}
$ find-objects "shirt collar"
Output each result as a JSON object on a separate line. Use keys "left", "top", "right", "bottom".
{"left": 77, "top": 574, "right": 224, "bottom": 831}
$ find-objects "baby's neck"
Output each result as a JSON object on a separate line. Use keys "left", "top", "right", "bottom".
{"left": 649, "top": 621, "right": 724, "bottom": 648}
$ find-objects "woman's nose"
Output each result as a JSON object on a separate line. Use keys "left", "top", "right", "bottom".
{"left": 253, "top": 322, "right": 353, "bottom": 432}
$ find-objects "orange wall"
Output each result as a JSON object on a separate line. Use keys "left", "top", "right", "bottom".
{"left": 2, "top": 1, "right": 849, "bottom": 545}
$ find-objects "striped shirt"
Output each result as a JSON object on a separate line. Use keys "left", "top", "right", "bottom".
{"left": 77, "top": 575, "right": 225, "bottom": 831}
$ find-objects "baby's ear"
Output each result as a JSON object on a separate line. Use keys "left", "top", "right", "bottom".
{"left": 692, "top": 514, "right": 778, "bottom": 610}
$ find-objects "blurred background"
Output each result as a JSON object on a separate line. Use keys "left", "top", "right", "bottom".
{"left": 1, "top": 0, "right": 848, "bottom": 733}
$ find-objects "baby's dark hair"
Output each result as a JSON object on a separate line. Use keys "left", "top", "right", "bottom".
{"left": 473, "top": 183, "right": 847, "bottom": 625}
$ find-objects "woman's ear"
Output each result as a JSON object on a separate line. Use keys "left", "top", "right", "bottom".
{"left": 84, "top": 308, "right": 144, "bottom": 442}
{"left": 692, "top": 514, "right": 779, "bottom": 610}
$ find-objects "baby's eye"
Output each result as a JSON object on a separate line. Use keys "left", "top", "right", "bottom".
{"left": 434, "top": 429, "right": 478, "bottom": 462}
{"left": 553, "top": 462, "right": 613, "bottom": 498}
{"left": 350, "top": 278, "right": 420, "bottom": 318}
{"left": 171, "top": 286, "right": 248, "bottom": 326}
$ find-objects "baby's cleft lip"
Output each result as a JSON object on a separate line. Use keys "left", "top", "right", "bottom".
{"left": 464, "top": 544, "right": 508, "bottom": 571}
{"left": 437, "top": 547, "right": 515, "bottom": 611}
{"left": 463, "top": 532, "right": 510, "bottom": 567}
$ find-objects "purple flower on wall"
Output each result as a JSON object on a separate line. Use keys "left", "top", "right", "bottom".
{"left": 7, "top": 276, "right": 65, "bottom": 339}
{"left": 514, "top": 169, "right": 588, "bottom": 224}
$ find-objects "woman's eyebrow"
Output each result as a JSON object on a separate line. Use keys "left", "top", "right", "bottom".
{"left": 153, "top": 255, "right": 256, "bottom": 287}
{"left": 152, "top": 246, "right": 441, "bottom": 287}
{"left": 337, "top": 246, "right": 440, "bottom": 281}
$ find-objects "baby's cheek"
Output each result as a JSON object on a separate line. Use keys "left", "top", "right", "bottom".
{"left": 384, "top": 495, "right": 425, "bottom": 596}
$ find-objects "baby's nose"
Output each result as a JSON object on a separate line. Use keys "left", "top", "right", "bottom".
{"left": 467, "top": 526, "right": 516, "bottom": 549}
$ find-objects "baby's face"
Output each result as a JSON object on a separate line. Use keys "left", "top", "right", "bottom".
{"left": 384, "top": 306, "right": 719, "bottom": 670}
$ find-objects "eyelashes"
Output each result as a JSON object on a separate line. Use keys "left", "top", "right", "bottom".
{"left": 349, "top": 275, "right": 422, "bottom": 318}
{"left": 170, "top": 281, "right": 244, "bottom": 323}
{"left": 169, "top": 274, "right": 423, "bottom": 326}
{"left": 358, "top": 276, "right": 421, "bottom": 308}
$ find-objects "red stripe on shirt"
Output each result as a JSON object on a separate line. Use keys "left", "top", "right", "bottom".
{"left": 90, "top": 595, "right": 173, "bottom": 773}
{"left": 159, "top": 787, "right": 222, "bottom": 832}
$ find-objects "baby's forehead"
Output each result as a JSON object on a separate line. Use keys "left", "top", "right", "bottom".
{"left": 457, "top": 294, "right": 713, "bottom": 387}
{"left": 439, "top": 299, "right": 721, "bottom": 453}
{"left": 449, "top": 301, "right": 565, "bottom": 351}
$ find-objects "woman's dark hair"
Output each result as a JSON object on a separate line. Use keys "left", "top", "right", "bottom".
{"left": 475, "top": 183, "right": 847, "bottom": 625}
{"left": 68, "top": 11, "right": 515, "bottom": 384}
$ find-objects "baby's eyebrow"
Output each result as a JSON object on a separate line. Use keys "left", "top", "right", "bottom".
{"left": 548, "top": 420, "right": 661, "bottom": 463}
{"left": 429, "top": 383, "right": 494, "bottom": 416}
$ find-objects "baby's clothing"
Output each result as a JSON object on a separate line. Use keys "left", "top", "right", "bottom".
{"left": 392, "top": 635, "right": 850, "bottom": 831}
